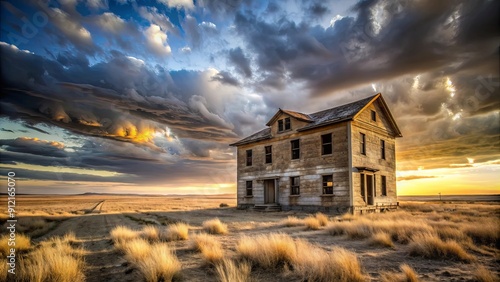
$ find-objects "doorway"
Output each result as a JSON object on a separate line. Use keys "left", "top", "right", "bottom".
{"left": 366, "top": 175, "right": 374, "bottom": 205}
{"left": 264, "top": 179, "right": 275, "bottom": 204}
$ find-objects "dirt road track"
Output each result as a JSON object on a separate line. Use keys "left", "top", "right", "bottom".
{"left": 38, "top": 213, "right": 142, "bottom": 282}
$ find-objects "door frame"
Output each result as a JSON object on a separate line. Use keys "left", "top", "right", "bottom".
{"left": 263, "top": 178, "right": 278, "bottom": 204}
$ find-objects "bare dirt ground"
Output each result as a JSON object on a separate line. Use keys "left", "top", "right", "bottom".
{"left": 2, "top": 194, "right": 499, "bottom": 282}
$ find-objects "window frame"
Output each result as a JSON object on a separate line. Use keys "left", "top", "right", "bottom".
{"left": 246, "top": 149, "right": 252, "bottom": 166}
{"left": 380, "top": 139, "right": 386, "bottom": 160}
{"left": 290, "top": 176, "right": 300, "bottom": 195}
{"left": 245, "top": 181, "right": 253, "bottom": 196}
{"left": 284, "top": 117, "right": 291, "bottom": 130}
{"left": 322, "top": 175, "right": 334, "bottom": 195}
{"left": 321, "top": 133, "right": 333, "bottom": 155}
{"left": 291, "top": 139, "right": 300, "bottom": 160}
{"left": 371, "top": 110, "right": 377, "bottom": 122}
{"left": 278, "top": 119, "right": 284, "bottom": 132}
{"left": 381, "top": 175, "right": 387, "bottom": 196}
{"left": 360, "top": 133, "right": 366, "bottom": 155}
{"left": 265, "top": 145, "right": 272, "bottom": 164}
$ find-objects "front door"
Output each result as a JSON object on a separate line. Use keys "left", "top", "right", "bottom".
{"left": 366, "top": 175, "right": 374, "bottom": 205}
{"left": 264, "top": 179, "right": 275, "bottom": 204}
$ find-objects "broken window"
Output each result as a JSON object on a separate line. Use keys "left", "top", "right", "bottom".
{"left": 360, "top": 133, "right": 366, "bottom": 155}
{"left": 321, "top": 133, "right": 333, "bottom": 155}
{"left": 380, "top": 139, "right": 385, "bottom": 160}
{"left": 322, "top": 175, "right": 333, "bottom": 194}
{"left": 246, "top": 149, "right": 252, "bottom": 166}
{"left": 291, "top": 139, "right": 300, "bottom": 159}
{"left": 246, "top": 181, "right": 253, "bottom": 196}
{"left": 290, "top": 176, "right": 300, "bottom": 195}
{"left": 265, "top": 145, "right": 272, "bottom": 164}
{"left": 381, "top": 176, "right": 387, "bottom": 196}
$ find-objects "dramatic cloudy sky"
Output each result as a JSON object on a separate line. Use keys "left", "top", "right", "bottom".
{"left": 0, "top": 0, "right": 498, "bottom": 195}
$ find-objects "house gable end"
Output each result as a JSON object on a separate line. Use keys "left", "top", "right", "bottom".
{"left": 353, "top": 94, "right": 402, "bottom": 138}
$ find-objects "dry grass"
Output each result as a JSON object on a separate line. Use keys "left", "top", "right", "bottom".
{"left": 0, "top": 259, "right": 8, "bottom": 281}
{"left": 121, "top": 238, "right": 152, "bottom": 264}
{"left": 190, "top": 233, "right": 224, "bottom": 265}
{"left": 380, "top": 264, "right": 419, "bottom": 282}
{"left": 162, "top": 223, "right": 190, "bottom": 241}
{"left": 369, "top": 232, "right": 394, "bottom": 248}
{"left": 202, "top": 218, "right": 228, "bottom": 235}
{"left": 110, "top": 225, "right": 139, "bottom": 248}
{"left": 280, "top": 216, "right": 303, "bottom": 227}
{"left": 141, "top": 225, "right": 160, "bottom": 242}
{"left": 303, "top": 216, "right": 321, "bottom": 230}
{"left": 409, "top": 233, "right": 474, "bottom": 262}
{"left": 136, "top": 243, "right": 181, "bottom": 282}
{"left": 462, "top": 220, "right": 500, "bottom": 247}
{"left": 314, "top": 212, "right": 329, "bottom": 226}
{"left": 237, "top": 233, "right": 297, "bottom": 268}
{"left": 0, "top": 233, "right": 31, "bottom": 257}
{"left": 215, "top": 259, "right": 251, "bottom": 282}
{"left": 19, "top": 236, "right": 85, "bottom": 282}
{"left": 472, "top": 265, "right": 500, "bottom": 282}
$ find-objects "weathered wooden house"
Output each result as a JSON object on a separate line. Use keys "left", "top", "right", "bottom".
{"left": 229, "top": 93, "right": 402, "bottom": 214}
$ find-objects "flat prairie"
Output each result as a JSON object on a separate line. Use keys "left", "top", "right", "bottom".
{"left": 1, "top": 194, "right": 499, "bottom": 282}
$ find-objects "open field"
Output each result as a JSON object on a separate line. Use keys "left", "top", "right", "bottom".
{"left": 1, "top": 194, "right": 499, "bottom": 282}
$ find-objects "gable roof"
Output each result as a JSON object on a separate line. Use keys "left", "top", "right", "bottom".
{"left": 230, "top": 93, "right": 402, "bottom": 146}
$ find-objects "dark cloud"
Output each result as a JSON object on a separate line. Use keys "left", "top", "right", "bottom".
{"left": 1, "top": 128, "right": 14, "bottom": 133}
{"left": 228, "top": 47, "right": 252, "bottom": 78}
{"left": 211, "top": 71, "right": 241, "bottom": 87}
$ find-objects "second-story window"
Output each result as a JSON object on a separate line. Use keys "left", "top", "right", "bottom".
{"left": 321, "top": 133, "right": 332, "bottom": 155}
{"left": 246, "top": 149, "right": 252, "bottom": 166}
{"left": 284, "top": 117, "right": 291, "bottom": 130}
{"left": 360, "top": 133, "right": 366, "bottom": 155}
{"left": 290, "top": 176, "right": 300, "bottom": 195}
{"left": 291, "top": 139, "right": 300, "bottom": 159}
{"left": 380, "top": 139, "right": 385, "bottom": 160}
{"left": 265, "top": 146, "right": 272, "bottom": 164}
{"left": 278, "top": 120, "right": 284, "bottom": 132}
{"left": 322, "top": 175, "right": 333, "bottom": 194}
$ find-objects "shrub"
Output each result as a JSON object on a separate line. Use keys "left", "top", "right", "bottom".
{"left": 162, "top": 223, "right": 190, "bottom": 241}
{"left": 0, "top": 233, "right": 31, "bottom": 256}
{"left": 315, "top": 213, "right": 329, "bottom": 226}
{"left": 202, "top": 218, "right": 228, "bottom": 235}
{"left": 369, "top": 232, "right": 394, "bottom": 248}
{"left": 141, "top": 225, "right": 160, "bottom": 242}
{"left": 408, "top": 233, "right": 474, "bottom": 262}
{"left": 135, "top": 243, "right": 181, "bottom": 282}
{"left": 215, "top": 259, "right": 251, "bottom": 282}
{"left": 280, "top": 216, "right": 303, "bottom": 227}
{"left": 237, "top": 233, "right": 297, "bottom": 268}
{"left": 303, "top": 216, "right": 321, "bottom": 230}
{"left": 380, "top": 264, "right": 419, "bottom": 282}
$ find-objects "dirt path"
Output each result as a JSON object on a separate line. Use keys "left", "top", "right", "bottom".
{"left": 38, "top": 213, "right": 142, "bottom": 282}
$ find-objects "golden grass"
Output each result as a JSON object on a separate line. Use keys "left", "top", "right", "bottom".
{"left": 215, "top": 259, "right": 251, "bottom": 282}
{"left": 315, "top": 212, "right": 329, "bottom": 226}
{"left": 110, "top": 225, "right": 139, "bottom": 248}
{"left": 237, "top": 233, "right": 297, "bottom": 268}
{"left": 121, "top": 238, "right": 152, "bottom": 264}
{"left": 472, "top": 265, "right": 500, "bottom": 282}
{"left": 380, "top": 264, "right": 419, "bottom": 282}
{"left": 0, "top": 259, "right": 8, "bottom": 281}
{"left": 135, "top": 243, "right": 181, "bottom": 282}
{"left": 141, "top": 225, "right": 160, "bottom": 242}
{"left": 280, "top": 216, "right": 303, "bottom": 227}
{"left": 162, "top": 223, "right": 190, "bottom": 241}
{"left": 19, "top": 236, "right": 85, "bottom": 282}
{"left": 369, "top": 232, "right": 394, "bottom": 248}
{"left": 190, "top": 233, "right": 224, "bottom": 265}
{"left": 202, "top": 218, "right": 228, "bottom": 235}
{"left": 409, "top": 233, "right": 474, "bottom": 262}
{"left": 0, "top": 233, "right": 31, "bottom": 257}
{"left": 462, "top": 220, "right": 500, "bottom": 247}
{"left": 303, "top": 216, "right": 321, "bottom": 230}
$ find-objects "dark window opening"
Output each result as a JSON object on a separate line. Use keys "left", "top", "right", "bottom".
{"left": 381, "top": 176, "right": 387, "bottom": 196}
{"left": 322, "top": 175, "right": 333, "bottom": 194}
{"left": 290, "top": 176, "right": 300, "bottom": 195}
{"left": 265, "top": 146, "right": 272, "bottom": 164}
{"left": 246, "top": 181, "right": 253, "bottom": 196}
{"left": 360, "top": 133, "right": 366, "bottom": 155}
{"left": 321, "top": 133, "right": 333, "bottom": 155}
{"left": 284, "top": 117, "right": 291, "bottom": 130}
{"left": 371, "top": 110, "right": 377, "bottom": 122}
{"left": 360, "top": 174, "right": 365, "bottom": 198}
{"left": 291, "top": 139, "right": 300, "bottom": 159}
{"left": 278, "top": 120, "right": 284, "bottom": 132}
{"left": 381, "top": 140, "right": 386, "bottom": 160}
{"left": 246, "top": 149, "right": 252, "bottom": 166}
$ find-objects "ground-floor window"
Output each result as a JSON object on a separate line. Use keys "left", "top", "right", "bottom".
{"left": 322, "top": 175, "right": 333, "bottom": 194}
{"left": 290, "top": 176, "right": 300, "bottom": 195}
{"left": 246, "top": 181, "right": 253, "bottom": 196}
{"left": 381, "top": 175, "right": 387, "bottom": 196}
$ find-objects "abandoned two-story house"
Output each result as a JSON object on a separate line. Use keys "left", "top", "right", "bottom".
{"left": 229, "top": 93, "right": 402, "bottom": 214}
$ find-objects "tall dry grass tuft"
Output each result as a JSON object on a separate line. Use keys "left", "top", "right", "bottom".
{"left": 303, "top": 216, "right": 321, "bottom": 230}
{"left": 380, "top": 264, "right": 419, "bottom": 282}
{"left": 110, "top": 225, "right": 139, "bottom": 248}
{"left": 202, "top": 218, "right": 228, "bottom": 235}
{"left": 409, "top": 233, "right": 474, "bottom": 262}
{"left": 0, "top": 259, "right": 8, "bottom": 282}
{"left": 162, "top": 223, "right": 190, "bottom": 241}
{"left": 472, "top": 265, "right": 500, "bottom": 282}
{"left": 190, "top": 233, "right": 224, "bottom": 265}
{"left": 462, "top": 220, "right": 500, "bottom": 247}
{"left": 280, "top": 216, "right": 303, "bottom": 227}
{"left": 315, "top": 212, "right": 329, "bottom": 226}
{"left": 19, "top": 236, "right": 85, "bottom": 282}
{"left": 237, "top": 233, "right": 297, "bottom": 268}
{"left": 0, "top": 233, "right": 31, "bottom": 256}
{"left": 215, "top": 259, "right": 251, "bottom": 282}
{"left": 135, "top": 243, "right": 181, "bottom": 282}
{"left": 369, "top": 232, "right": 394, "bottom": 248}
{"left": 141, "top": 225, "right": 160, "bottom": 242}
{"left": 121, "top": 238, "right": 152, "bottom": 264}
